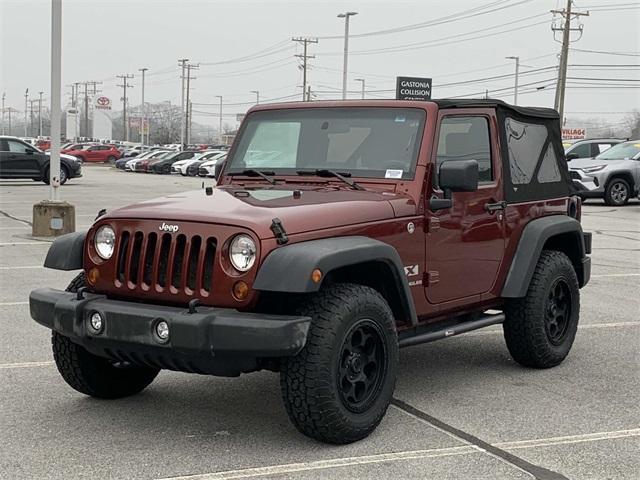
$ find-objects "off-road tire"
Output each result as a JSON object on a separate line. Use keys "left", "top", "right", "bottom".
{"left": 503, "top": 250, "right": 580, "bottom": 369}
{"left": 604, "top": 177, "right": 630, "bottom": 206}
{"left": 280, "top": 283, "right": 398, "bottom": 444}
{"left": 42, "top": 165, "right": 69, "bottom": 185}
{"left": 52, "top": 273, "right": 159, "bottom": 399}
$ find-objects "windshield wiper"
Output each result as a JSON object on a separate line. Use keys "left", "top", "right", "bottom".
{"left": 228, "top": 169, "right": 277, "bottom": 185}
{"left": 296, "top": 169, "right": 364, "bottom": 190}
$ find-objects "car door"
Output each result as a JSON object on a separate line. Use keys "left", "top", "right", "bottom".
{"left": 424, "top": 110, "right": 506, "bottom": 306}
{"left": 1, "top": 139, "right": 43, "bottom": 177}
{"left": 85, "top": 146, "right": 103, "bottom": 162}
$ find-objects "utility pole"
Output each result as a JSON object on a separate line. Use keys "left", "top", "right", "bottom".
{"left": 139, "top": 67, "right": 148, "bottom": 147}
{"left": 1, "top": 92, "right": 5, "bottom": 135}
{"left": 24, "top": 88, "right": 29, "bottom": 137}
{"left": 116, "top": 74, "right": 134, "bottom": 141}
{"left": 551, "top": 0, "right": 589, "bottom": 121}
{"left": 7, "top": 107, "right": 15, "bottom": 135}
{"left": 251, "top": 90, "right": 260, "bottom": 104}
{"left": 184, "top": 63, "right": 198, "bottom": 146}
{"left": 338, "top": 11, "right": 358, "bottom": 100}
{"left": 29, "top": 99, "right": 37, "bottom": 137}
{"left": 83, "top": 83, "right": 89, "bottom": 137}
{"left": 38, "top": 91, "right": 44, "bottom": 136}
{"left": 306, "top": 85, "right": 311, "bottom": 102}
{"left": 215, "top": 95, "right": 223, "bottom": 143}
{"left": 292, "top": 37, "right": 318, "bottom": 101}
{"left": 505, "top": 56, "right": 520, "bottom": 105}
{"left": 354, "top": 78, "right": 365, "bottom": 99}
{"left": 178, "top": 58, "right": 189, "bottom": 149}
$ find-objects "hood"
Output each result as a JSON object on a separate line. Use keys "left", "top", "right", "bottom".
{"left": 569, "top": 158, "right": 620, "bottom": 169}
{"left": 45, "top": 151, "right": 78, "bottom": 161}
{"left": 103, "top": 185, "right": 417, "bottom": 239}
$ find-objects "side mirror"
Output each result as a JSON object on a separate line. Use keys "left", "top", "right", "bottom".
{"left": 26, "top": 148, "right": 36, "bottom": 155}
{"left": 430, "top": 160, "right": 479, "bottom": 211}
{"left": 213, "top": 160, "right": 226, "bottom": 179}
{"left": 566, "top": 152, "right": 579, "bottom": 161}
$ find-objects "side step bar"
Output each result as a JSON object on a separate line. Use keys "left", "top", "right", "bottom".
{"left": 398, "top": 312, "right": 505, "bottom": 348}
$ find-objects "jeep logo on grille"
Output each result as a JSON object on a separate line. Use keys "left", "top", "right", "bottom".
{"left": 159, "top": 222, "right": 179, "bottom": 233}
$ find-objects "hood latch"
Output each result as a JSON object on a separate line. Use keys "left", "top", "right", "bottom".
{"left": 270, "top": 218, "right": 289, "bottom": 245}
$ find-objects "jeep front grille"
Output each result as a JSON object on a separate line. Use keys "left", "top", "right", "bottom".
{"left": 115, "top": 231, "right": 217, "bottom": 295}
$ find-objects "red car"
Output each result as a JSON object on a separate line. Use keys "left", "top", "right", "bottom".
{"left": 63, "top": 144, "right": 121, "bottom": 163}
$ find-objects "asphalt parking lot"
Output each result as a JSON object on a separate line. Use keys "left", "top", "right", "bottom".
{"left": 1, "top": 166, "right": 638, "bottom": 480}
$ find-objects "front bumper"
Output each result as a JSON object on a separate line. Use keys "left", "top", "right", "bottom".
{"left": 570, "top": 169, "right": 605, "bottom": 197}
{"left": 30, "top": 288, "right": 310, "bottom": 375}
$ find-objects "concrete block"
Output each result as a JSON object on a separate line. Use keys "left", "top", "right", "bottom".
{"left": 32, "top": 201, "right": 76, "bottom": 237}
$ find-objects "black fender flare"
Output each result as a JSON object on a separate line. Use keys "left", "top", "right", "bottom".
{"left": 502, "top": 216, "right": 589, "bottom": 298}
{"left": 44, "top": 231, "right": 86, "bottom": 270}
{"left": 253, "top": 236, "right": 417, "bottom": 326}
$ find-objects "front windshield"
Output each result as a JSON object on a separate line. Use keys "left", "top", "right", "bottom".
{"left": 596, "top": 142, "right": 640, "bottom": 160}
{"left": 228, "top": 107, "right": 425, "bottom": 179}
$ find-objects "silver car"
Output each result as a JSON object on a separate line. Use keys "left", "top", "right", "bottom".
{"left": 569, "top": 141, "right": 640, "bottom": 205}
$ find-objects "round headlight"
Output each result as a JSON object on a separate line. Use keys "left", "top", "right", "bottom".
{"left": 229, "top": 235, "right": 256, "bottom": 272}
{"left": 94, "top": 225, "right": 116, "bottom": 260}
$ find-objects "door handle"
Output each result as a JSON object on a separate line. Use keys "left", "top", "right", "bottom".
{"left": 484, "top": 200, "right": 507, "bottom": 213}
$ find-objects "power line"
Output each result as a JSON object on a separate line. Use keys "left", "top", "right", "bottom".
{"left": 316, "top": 0, "right": 530, "bottom": 39}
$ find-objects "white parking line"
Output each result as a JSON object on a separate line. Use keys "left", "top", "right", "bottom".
{"left": 0, "top": 242, "right": 50, "bottom": 246}
{"left": 466, "top": 321, "right": 640, "bottom": 337}
{"left": 591, "top": 273, "right": 640, "bottom": 278}
{"left": 156, "top": 428, "right": 640, "bottom": 480}
{"left": 0, "top": 301, "right": 29, "bottom": 306}
{"left": 0, "top": 361, "right": 54, "bottom": 369}
{"left": 0, "top": 265, "right": 43, "bottom": 270}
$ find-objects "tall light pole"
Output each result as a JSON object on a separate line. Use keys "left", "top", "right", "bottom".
{"left": 24, "top": 88, "right": 29, "bottom": 137}
{"left": 215, "top": 95, "right": 223, "bottom": 143}
{"left": 139, "top": 67, "right": 148, "bottom": 147}
{"left": 38, "top": 91, "right": 44, "bottom": 136}
{"left": 338, "top": 11, "right": 358, "bottom": 100}
{"left": 354, "top": 78, "right": 365, "bottom": 99}
{"left": 251, "top": 90, "right": 260, "bottom": 104}
{"left": 49, "top": 0, "right": 61, "bottom": 200}
{"left": 505, "top": 56, "right": 520, "bottom": 105}
{"left": 1, "top": 92, "right": 5, "bottom": 135}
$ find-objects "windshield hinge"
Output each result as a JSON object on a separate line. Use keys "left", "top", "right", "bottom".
{"left": 270, "top": 218, "right": 289, "bottom": 245}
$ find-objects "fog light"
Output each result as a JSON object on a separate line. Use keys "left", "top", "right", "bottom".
{"left": 88, "top": 312, "right": 103, "bottom": 334}
{"left": 233, "top": 281, "right": 249, "bottom": 300}
{"left": 155, "top": 321, "right": 170, "bottom": 341}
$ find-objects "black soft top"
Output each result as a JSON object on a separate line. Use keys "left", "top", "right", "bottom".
{"left": 433, "top": 98, "right": 559, "bottom": 120}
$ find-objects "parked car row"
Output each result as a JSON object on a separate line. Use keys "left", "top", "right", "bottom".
{"left": 116, "top": 149, "right": 227, "bottom": 177}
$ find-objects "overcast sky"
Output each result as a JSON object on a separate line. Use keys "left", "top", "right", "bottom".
{"left": 1, "top": 0, "right": 639, "bottom": 130}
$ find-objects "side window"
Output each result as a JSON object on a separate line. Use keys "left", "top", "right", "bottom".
{"left": 568, "top": 143, "right": 590, "bottom": 159}
{"left": 537, "top": 144, "right": 562, "bottom": 183}
{"left": 7, "top": 140, "right": 32, "bottom": 153}
{"left": 436, "top": 116, "right": 492, "bottom": 183}
{"left": 596, "top": 143, "right": 613, "bottom": 155}
{"left": 504, "top": 118, "right": 548, "bottom": 185}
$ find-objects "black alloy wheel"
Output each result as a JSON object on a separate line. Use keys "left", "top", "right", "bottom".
{"left": 544, "top": 278, "right": 572, "bottom": 345}
{"left": 338, "top": 319, "right": 387, "bottom": 413}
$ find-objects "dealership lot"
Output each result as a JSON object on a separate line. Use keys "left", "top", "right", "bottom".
{"left": 1, "top": 166, "right": 638, "bottom": 480}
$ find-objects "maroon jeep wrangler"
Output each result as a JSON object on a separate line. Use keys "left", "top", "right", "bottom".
{"left": 30, "top": 99, "right": 591, "bottom": 444}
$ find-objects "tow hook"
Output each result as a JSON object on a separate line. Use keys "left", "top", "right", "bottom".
{"left": 188, "top": 299, "right": 201, "bottom": 314}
